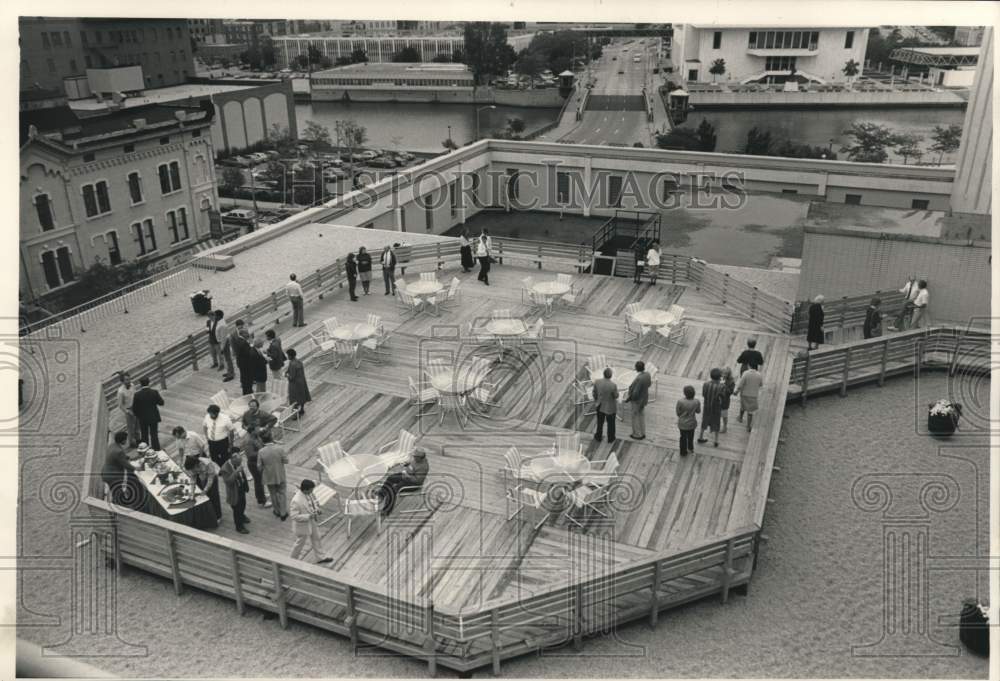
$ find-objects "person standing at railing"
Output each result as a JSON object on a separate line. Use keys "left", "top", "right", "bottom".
{"left": 116, "top": 372, "right": 139, "bottom": 449}
{"left": 131, "top": 377, "right": 163, "bottom": 450}
{"left": 357, "top": 246, "right": 373, "bottom": 295}
{"left": 806, "top": 295, "right": 825, "bottom": 351}
{"left": 645, "top": 241, "right": 661, "bottom": 286}
{"left": 286, "top": 274, "right": 305, "bottom": 328}
{"left": 910, "top": 280, "right": 929, "bottom": 329}
{"left": 460, "top": 230, "right": 476, "bottom": 273}
{"left": 215, "top": 311, "right": 235, "bottom": 383}
{"left": 863, "top": 298, "right": 883, "bottom": 339}
{"left": 345, "top": 253, "right": 359, "bottom": 302}
{"left": 892, "top": 276, "right": 919, "bottom": 331}
{"left": 206, "top": 312, "right": 223, "bottom": 372}
{"left": 380, "top": 244, "right": 397, "bottom": 296}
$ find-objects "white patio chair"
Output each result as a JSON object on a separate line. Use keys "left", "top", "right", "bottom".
{"left": 624, "top": 315, "right": 644, "bottom": 346}
{"left": 501, "top": 446, "right": 543, "bottom": 483}
{"left": 438, "top": 393, "right": 469, "bottom": 427}
{"left": 424, "top": 358, "right": 449, "bottom": 381}
{"left": 322, "top": 316, "right": 340, "bottom": 339}
{"left": 359, "top": 335, "right": 389, "bottom": 365}
{"left": 333, "top": 340, "right": 360, "bottom": 369}
{"left": 657, "top": 319, "right": 687, "bottom": 348}
{"left": 318, "top": 440, "right": 348, "bottom": 470}
{"left": 271, "top": 404, "right": 301, "bottom": 442}
{"left": 555, "top": 432, "right": 582, "bottom": 458}
{"left": 505, "top": 485, "right": 550, "bottom": 530}
{"left": 625, "top": 302, "right": 643, "bottom": 318}
{"left": 564, "top": 453, "right": 620, "bottom": 527}
{"left": 366, "top": 313, "right": 384, "bottom": 334}
{"left": 556, "top": 273, "right": 573, "bottom": 291}
{"left": 529, "top": 289, "right": 553, "bottom": 317}
{"left": 645, "top": 362, "right": 660, "bottom": 403}
{"left": 521, "top": 318, "right": 544, "bottom": 352}
{"left": 269, "top": 378, "right": 289, "bottom": 404}
{"left": 343, "top": 494, "right": 381, "bottom": 537}
{"left": 423, "top": 290, "right": 441, "bottom": 317}
{"left": 377, "top": 429, "right": 417, "bottom": 468}
{"left": 492, "top": 309, "right": 511, "bottom": 320}
{"left": 308, "top": 330, "right": 338, "bottom": 366}
{"left": 420, "top": 272, "right": 437, "bottom": 283}
{"left": 210, "top": 389, "right": 231, "bottom": 412}
{"left": 468, "top": 381, "right": 498, "bottom": 417}
{"left": 668, "top": 304, "right": 685, "bottom": 320}
{"left": 573, "top": 379, "right": 597, "bottom": 416}
{"left": 440, "top": 278, "right": 462, "bottom": 310}
{"left": 519, "top": 276, "right": 534, "bottom": 304}
{"left": 408, "top": 376, "right": 440, "bottom": 412}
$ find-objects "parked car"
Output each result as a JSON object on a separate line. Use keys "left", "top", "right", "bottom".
{"left": 249, "top": 152, "right": 270, "bottom": 163}
{"left": 322, "top": 167, "right": 348, "bottom": 180}
{"left": 618, "top": 69, "right": 625, "bottom": 75}
{"left": 358, "top": 150, "right": 378, "bottom": 161}
{"left": 222, "top": 209, "right": 256, "bottom": 225}
{"left": 367, "top": 157, "right": 396, "bottom": 169}
{"left": 395, "top": 150, "right": 415, "bottom": 162}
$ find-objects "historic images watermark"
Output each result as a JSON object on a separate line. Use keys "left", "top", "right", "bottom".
{"left": 14, "top": 325, "right": 81, "bottom": 437}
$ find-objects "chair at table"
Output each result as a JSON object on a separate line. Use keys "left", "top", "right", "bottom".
{"left": 555, "top": 432, "right": 582, "bottom": 458}
{"left": 492, "top": 309, "right": 511, "bottom": 320}
{"left": 397, "top": 289, "right": 425, "bottom": 317}
{"left": 501, "top": 446, "right": 543, "bottom": 484}
{"left": 269, "top": 379, "right": 301, "bottom": 441}
{"left": 308, "top": 330, "right": 338, "bottom": 366}
{"left": 440, "top": 278, "right": 462, "bottom": 311}
{"left": 408, "top": 376, "right": 440, "bottom": 413}
{"left": 645, "top": 362, "right": 660, "bottom": 402}
{"left": 377, "top": 429, "right": 417, "bottom": 468}
{"left": 557, "top": 274, "right": 577, "bottom": 307}
{"left": 624, "top": 315, "right": 650, "bottom": 347}
{"left": 318, "top": 440, "right": 348, "bottom": 468}
{"left": 333, "top": 340, "right": 360, "bottom": 369}
{"left": 625, "top": 302, "right": 643, "bottom": 318}
{"left": 343, "top": 493, "right": 381, "bottom": 537}
{"left": 468, "top": 381, "right": 498, "bottom": 417}
{"left": 521, "top": 318, "right": 544, "bottom": 352}
{"left": 572, "top": 378, "right": 597, "bottom": 416}
{"left": 586, "top": 354, "right": 609, "bottom": 374}
{"left": 438, "top": 393, "right": 468, "bottom": 427}
{"left": 668, "top": 304, "right": 685, "bottom": 320}
{"left": 420, "top": 272, "right": 437, "bottom": 283}
{"left": 423, "top": 358, "right": 449, "bottom": 382}
{"left": 505, "top": 485, "right": 550, "bottom": 530}
{"left": 210, "top": 389, "right": 231, "bottom": 412}
{"left": 519, "top": 276, "right": 534, "bottom": 304}
{"left": 465, "top": 321, "right": 491, "bottom": 345}
{"left": 529, "top": 289, "right": 553, "bottom": 317}
{"left": 322, "top": 316, "right": 340, "bottom": 340}
{"left": 563, "top": 451, "right": 621, "bottom": 527}
{"left": 656, "top": 319, "right": 687, "bottom": 348}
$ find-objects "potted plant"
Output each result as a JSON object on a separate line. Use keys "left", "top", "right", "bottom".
{"left": 927, "top": 399, "right": 962, "bottom": 435}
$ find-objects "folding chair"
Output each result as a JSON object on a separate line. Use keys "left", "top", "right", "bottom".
{"left": 500, "top": 446, "right": 547, "bottom": 483}
{"left": 556, "top": 273, "right": 574, "bottom": 294}
{"left": 210, "top": 389, "right": 231, "bottom": 411}
{"left": 646, "top": 362, "right": 660, "bottom": 403}
{"left": 420, "top": 272, "right": 437, "bottom": 283}
{"left": 656, "top": 319, "right": 687, "bottom": 348}
{"left": 505, "top": 485, "right": 550, "bottom": 530}
{"left": 573, "top": 379, "right": 597, "bottom": 416}
{"left": 440, "top": 278, "right": 462, "bottom": 310}
{"left": 408, "top": 376, "right": 440, "bottom": 412}
{"left": 625, "top": 302, "right": 643, "bottom": 318}
{"left": 343, "top": 494, "right": 381, "bottom": 537}
{"left": 564, "top": 456, "right": 620, "bottom": 528}
{"left": 529, "top": 289, "right": 553, "bottom": 317}
{"left": 333, "top": 340, "right": 360, "bottom": 369}
{"left": 377, "top": 429, "right": 417, "bottom": 468}
{"left": 492, "top": 309, "right": 511, "bottom": 320}
{"left": 624, "top": 315, "right": 648, "bottom": 346}
{"left": 520, "top": 276, "right": 534, "bottom": 304}
{"left": 668, "top": 304, "right": 685, "bottom": 320}
{"left": 586, "top": 354, "right": 609, "bottom": 374}
{"left": 309, "top": 330, "right": 338, "bottom": 366}
{"left": 393, "top": 483, "right": 435, "bottom": 515}
{"left": 521, "top": 318, "right": 544, "bottom": 352}
{"left": 438, "top": 393, "right": 469, "bottom": 427}
{"left": 322, "top": 317, "right": 340, "bottom": 339}
{"left": 556, "top": 432, "right": 582, "bottom": 458}
{"left": 271, "top": 404, "right": 301, "bottom": 442}
{"left": 468, "top": 381, "right": 498, "bottom": 417}
{"left": 318, "top": 440, "right": 348, "bottom": 470}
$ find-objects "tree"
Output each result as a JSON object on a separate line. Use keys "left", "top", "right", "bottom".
{"left": 842, "top": 59, "right": 860, "bottom": 85}
{"left": 463, "top": 22, "right": 516, "bottom": 84}
{"left": 442, "top": 137, "right": 458, "bottom": 151}
{"left": 294, "top": 54, "right": 309, "bottom": 70}
{"left": 507, "top": 117, "right": 525, "bottom": 136}
{"left": 655, "top": 127, "right": 703, "bottom": 151}
{"left": 221, "top": 166, "right": 245, "bottom": 193}
{"left": 840, "top": 122, "right": 897, "bottom": 163}
{"left": 696, "top": 119, "right": 717, "bottom": 152}
{"left": 302, "top": 120, "right": 332, "bottom": 146}
{"left": 350, "top": 48, "right": 368, "bottom": 64}
{"left": 514, "top": 51, "right": 546, "bottom": 80}
{"left": 335, "top": 56, "right": 352, "bottom": 67}
{"left": 335, "top": 119, "right": 368, "bottom": 185}
{"left": 452, "top": 48, "right": 465, "bottom": 63}
{"left": 62, "top": 258, "right": 152, "bottom": 309}
{"left": 261, "top": 42, "right": 277, "bottom": 68}
{"left": 930, "top": 124, "right": 962, "bottom": 164}
{"left": 893, "top": 132, "right": 924, "bottom": 165}
{"left": 744, "top": 126, "right": 773, "bottom": 155}
{"left": 709, "top": 58, "right": 726, "bottom": 82}
{"left": 393, "top": 46, "right": 422, "bottom": 62}
{"left": 307, "top": 44, "right": 323, "bottom": 68}
{"left": 319, "top": 57, "right": 333, "bottom": 69}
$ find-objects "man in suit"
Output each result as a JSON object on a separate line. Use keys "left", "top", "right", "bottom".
{"left": 131, "top": 376, "right": 164, "bottom": 450}
{"left": 289, "top": 479, "right": 334, "bottom": 564}
{"left": 257, "top": 431, "right": 288, "bottom": 520}
{"left": 219, "top": 449, "right": 252, "bottom": 534}
{"left": 592, "top": 368, "right": 619, "bottom": 444}
{"left": 625, "top": 360, "right": 652, "bottom": 440}
{"left": 215, "top": 310, "right": 234, "bottom": 382}
{"left": 380, "top": 244, "right": 398, "bottom": 295}
{"left": 378, "top": 448, "right": 430, "bottom": 516}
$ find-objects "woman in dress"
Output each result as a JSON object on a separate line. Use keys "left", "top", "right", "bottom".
{"left": 285, "top": 348, "right": 311, "bottom": 417}
{"left": 863, "top": 297, "right": 882, "bottom": 339}
{"left": 459, "top": 230, "right": 475, "bottom": 273}
{"left": 719, "top": 367, "right": 736, "bottom": 434}
{"left": 356, "top": 246, "right": 373, "bottom": 295}
{"left": 345, "top": 252, "right": 359, "bottom": 301}
{"left": 697, "top": 368, "right": 725, "bottom": 448}
{"left": 807, "top": 294, "right": 825, "bottom": 350}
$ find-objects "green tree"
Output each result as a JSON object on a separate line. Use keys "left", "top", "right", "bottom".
{"left": 744, "top": 126, "right": 773, "bottom": 155}
{"left": 655, "top": 127, "right": 703, "bottom": 151}
{"left": 307, "top": 44, "right": 323, "bottom": 67}
{"left": 393, "top": 46, "right": 422, "bottom": 62}
{"left": 302, "top": 120, "right": 332, "bottom": 146}
{"left": 507, "top": 117, "right": 526, "bottom": 136}
{"left": 221, "top": 166, "right": 245, "bottom": 193}
{"left": 463, "top": 22, "right": 517, "bottom": 84}
{"left": 930, "top": 123, "right": 962, "bottom": 164}
{"left": 893, "top": 132, "right": 924, "bottom": 165}
{"left": 350, "top": 48, "right": 368, "bottom": 64}
{"left": 709, "top": 58, "right": 726, "bottom": 82}
{"left": 840, "top": 122, "right": 897, "bottom": 163}
{"left": 696, "top": 118, "right": 717, "bottom": 152}
{"left": 842, "top": 59, "right": 860, "bottom": 81}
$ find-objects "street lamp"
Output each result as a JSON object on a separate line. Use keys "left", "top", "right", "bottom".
{"left": 476, "top": 105, "right": 497, "bottom": 141}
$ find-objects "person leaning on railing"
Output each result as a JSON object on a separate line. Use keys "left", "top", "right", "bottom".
{"left": 892, "top": 276, "right": 919, "bottom": 331}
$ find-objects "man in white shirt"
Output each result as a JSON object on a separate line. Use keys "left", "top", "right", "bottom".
{"left": 380, "top": 244, "right": 397, "bottom": 296}
{"left": 171, "top": 426, "right": 208, "bottom": 466}
{"left": 202, "top": 404, "right": 235, "bottom": 468}
{"left": 215, "top": 311, "right": 234, "bottom": 382}
{"left": 116, "top": 372, "right": 139, "bottom": 448}
{"left": 286, "top": 273, "right": 305, "bottom": 328}
{"left": 911, "top": 280, "right": 929, "bottom": 328}
{"left": 894, "top": 276, "right": 919, "bottom": 331}
{"left": 646, "top": 241, "right": 662, "bottom": 285}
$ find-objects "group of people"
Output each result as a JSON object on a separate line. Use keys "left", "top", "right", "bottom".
{"left": 459, "top": 229, "right": 495, "bottom": 286}
{"left": 806, "top": 278, "right": 930, "bottom": 350}
{"left": 589, "top": 360, "right": 654, "bottom": 445}
{"left": 675, "top": 339, "right": 765, "bottom": 456}
{"left": 345, "top": 244, "right": 400, "bottom": 301}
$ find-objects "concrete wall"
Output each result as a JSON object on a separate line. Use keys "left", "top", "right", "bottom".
{"left": 687, "top": 88, "right": 965, "bottom": 108}
{"left": 930, "top": 67, "right": 976, "bottom": 88}
{"left": 207, "top": 80, "right": 297, "bottom": 154}
{"left": 311, "top": 87, "right": 475, "bottom": 104}
{"left": 951, "top": 27, "right": 992, "bottom": 216}
{"left": 797, "top": 230, "right": 990, "bottom": 325}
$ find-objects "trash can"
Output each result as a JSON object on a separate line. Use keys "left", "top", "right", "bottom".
{"left": 190, "top": 290, "right": 212, "bottom": 316}
{"left": 959, "top": 599, "right": 989, "bottom": 656}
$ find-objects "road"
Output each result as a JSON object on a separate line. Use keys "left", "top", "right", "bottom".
{"left": 561, "top": 39, "right": 659, "bottom": 146}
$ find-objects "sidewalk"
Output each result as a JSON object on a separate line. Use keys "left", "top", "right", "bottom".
{"left": 534, "top": 84, "right": 589, "bottom": 142}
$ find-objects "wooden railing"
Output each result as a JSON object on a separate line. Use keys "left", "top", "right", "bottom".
{"left": 789, "top": 290, "right": 907, "bottom": 336}
{"left": 691, "top": 260, "right": 794, "bottom": 334}
{"left": 787, "top": 326, "right": 991, "bottom": 405}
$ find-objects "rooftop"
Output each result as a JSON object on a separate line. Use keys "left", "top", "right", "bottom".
{"left": 68, "top": 82, "right": 258, "bottom": 112}
{"left": 804, "top": 200, "right": 991, "bottom": 243}
{"left": 313, "top": 62, "right": 471, "bottom": 77}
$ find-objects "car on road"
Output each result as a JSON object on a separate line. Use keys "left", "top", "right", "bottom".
{"left": 612, "top": 56, "right": 617, "bottom": 60}
{"left": 222, "top": 209, "right": 256, "bottom": 225}
{"left": 367, "top": 156, "right": 397, "bottom": 169}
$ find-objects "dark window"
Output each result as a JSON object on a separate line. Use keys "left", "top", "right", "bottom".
{"left": 83, "top": 152, "right": 95, "bottom": 162}
{"left": 107, "top": 231, "right": 122, "bottom": 265}
{"left": 69, "top": 58, "right": 77, "bottom": 72}
{"left": 63, "top": 31, "right": 71, "bottom": 46}
{"left": 424, "top": 196, "right": 433, "bottom": 231}
{"left": 505, "top": 168, "right": 519, "bottom": 201}
{"left": 169, "top": 162, "right": 182, "bottom": 191}
{"left": 748, "top": 31, "right": 756, "bottom": 48}
{"left": 782, "top": 189, "right": 798, "bottom": 194}
{"left": 127, "top": 172, "right": 143, "bottom": 203}
{"left": 191, "top": 129, "right": 201, "bottom": 138}
{"left": 845, "top": 31, "right": 854, "bottom": 49}
{"left": 158, "top": 165, "right": 171, "bottom": 194}
{"left": 557, "top": 171, "right": 571, "bottom": 203}
{"left": 96, "top": 181, "right": 110, "bottom": 213}
{"left": 95, "top": 30, "right": 102, "bottom": 44}
{"left": 41, "top": 32, "right": 50, "bottom": 49}
{"left": 167, "top": 210, "right": 180, "bottom": 243}
{"left": 159, "top": 136, "right": 170, "bottom": 145}
{"left": 82, "top": 185, "right": 98, "bottom": 217}
{"left": 84, "top": 55, "right": 92, "bottom": 68}
{"left": 158, "top": 161, "right": 181, "bottom": 194}
{"left": 688, "top": 69, "right": 698, "bottom": 82}
{"left": 46, "top": 58, "right": 56, "bottom": 73}
{"left": 449, "top": 182, "right": 457, "bottom": 217}
{"left": 810, "top": 31, "right": 819, "bottom": 49}
{"left": 845, "top": 193, "right": 862, "bottom": 205}
{"left": 608, "top": 175, "right": 623, "bottom": 207}
{"left": 123, "top": 143, "right": 134, "bottom": 153}
{"left": 713, "top": 31, "right": 722, "bottom": 49}
{"left": 81, "top": 30, "right": 88, "bottom": 45}
{"left": 133, "top": 219, "right": 157, "bottom": 255}
{"left": 51, "top": 32, "right": 62, "bottom": 47}
{"left": 56, "top": 247, "right": 75, "bottom": 284}
{"left": 41, "top": 251, "right": 60, "bottom": 289}
{"left": 34, "top": 194, "right": 54, "bottom": 231}
{"left": 911, "top": 198, "right": 929, "bottom": 210}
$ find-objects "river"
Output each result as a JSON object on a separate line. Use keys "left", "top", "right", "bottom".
{"left": 295, "top": 102, "right": 559, "bottom": 153}
{"left": 686, "top": 106, "right": 966, "bottom": 164}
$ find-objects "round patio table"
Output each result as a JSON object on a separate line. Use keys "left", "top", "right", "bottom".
{"left": 485, "top": 318, "right": 528, "bottom": 337}
{"left": 528, "top": 452, "right": 592, "bottom": 485}
{"left": 589, "top": 368, "right": 639, "bottom": 388}
{"left": 227, "top": 392, "right": 281, "bottom": 421}
{"left": 325, "top": 454, "right": 388, "bottom": 491}
{"left": 531, "top": 281, "right": 572, "bottom": 296}
{"left": 631, "top": 309, "right": 676, "bottom": 328}
{"left": 330, "top": 322, "right": 376, "bottom": 341}
{"left": 429, "top": 364, "right": 489, "bottom": 395}
{"left": 407, "top": 280, "right": 444, "bottom": 296}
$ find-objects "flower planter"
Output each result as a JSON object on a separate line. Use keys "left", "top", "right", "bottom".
{"left": 927, "top": 400, "right": 961, "bottom": 435}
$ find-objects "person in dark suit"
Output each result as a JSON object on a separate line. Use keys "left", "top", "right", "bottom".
{"left": 592, "top": 368, "right": 619, "bottom": 444}
{"left": 265, "top": 329, "right": 286, "bottom": 380}
{"left": 219, "top": 449, "right": 251, "bottom": 534}
{"left": 285, "top": 348, "right": 311, "bottom": 417}
{"left": 130, "top": 376, "right": 164, "bottom": 450}
{"left": 345, "top": 252, "right": 359, "bottom": 302}
{"left": 250, "top": 339, "right": 269, "bottom": 393}
{"left": 357, "top": 246, "right": 373, "bottom": 295}
{"left": 231, "top": 322, "right": 254, "bottom": 395}
{"left": 380, "top": 244, "right": 398, "bottom": 295}
{"left": 625, "top": 361, "right": 652, "bottom": 440}
{"left": 102, "top": 431, "right": 142, "bottom": 509}
{"left": 735, "top": 338, "right": 764, "bottom": 375}
{"left": 378, "top": 448, "right": 430, "bottom": 516}
{"left": 863, "top": 297, "right": 882, "bottom": 339}
{"left": 807, "top": 295, "right": 825, "bottom": 350}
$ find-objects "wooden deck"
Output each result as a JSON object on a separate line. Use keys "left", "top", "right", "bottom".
{"left": 150, "top": 265, "right": 790, "bottom": 614}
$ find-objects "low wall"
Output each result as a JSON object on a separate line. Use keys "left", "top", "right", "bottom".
{"left": 687, "top": 89, "right": 967, "bottom": 109}
{"left": 490, "top": 87, "right": 565, "bottom": 108}
{"left": 311, "top": 88, "right": 475, "bottom": 103}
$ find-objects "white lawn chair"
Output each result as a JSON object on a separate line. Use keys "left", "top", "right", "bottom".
{"left": 318, "top": 440, "right": 348, "bottom": 469}
{"left": 397, "top": 289, "right": 424, "bottom": 317}
{"left": 343, "top": 494, "right": 381, "bottom": 537}
{"left": 377, "top": 429, "right": 417, "bottom": 468}
{"left": 520, "top": 276, "right": 534, "bottom": 304}
{"left": 529, "top": 289, "right": 553, "bottom": 317}
{"left": 668, "top": 304, "right": 685, "bottom": 320}
{"left": 465, "top": 321, "right": 491, "bottom": 345}
{"left": 210, "top": 389, "right": 231, "bottom": 411}
{"left": 656, "top": 319, "right": 687, "bottom": 348}
{"left": 423, "top": 358, "right": 449, "bottom": 382}
{"left": 420, "top": 272, "right": 437, "bottom": 283}
{"left": 573, "top": 379, "right": 597, "bottom": 416}
{"left": 556, "top": 273, "right": 574, "bottom": 293}
{"left": 322, "top": 316, "right": 340, "bottom": 339}
{"left": 440, "top": 278, "right": 462, "bottom": 310}
{"left": 501, "top": 446, "right": 542, "bottom": 483}
{"left": 333, "top": 340, "right": 360, "bottom": 369}
{"left": 505, "top": 485, "right": 550, "bottom": 530}
{"left": 625, "top": 302, "right": 643, "bottom": 318}
{"left": 438, "top": 393, "right": 468, "bottom": 427}
{"left": 408, "top": 376, "right": 440, "bottom": 412}
{"left": 646, "top": 362, "right": 660, "bottom": 403}
{"left": 270, "top": 378, "right": 288, "bottom": 403}
{"left": 564, "top": 451, "right": 621, "bottom": 525}
{"left": 624, "top": 315, "right": 643, "bottom": 346}
{"left": 521, "top": 318, "right": 544, "bottom": 352}
{"left": 309, "top": 330, "right": 338, "bottom": 366}
{"left": 468, "top": 381, "right": 498, "bottom": 416}
{"left": 423, "top": 290, "right": 441, "bottom": 317}
{"left": 556, "top": 432, "right": 582, "bottom": 458}
{"left": 366, "top": 313, "right": 384, "bottom": 334}
{"left": 492, "top": 309, "right": 511, "bottom": 320}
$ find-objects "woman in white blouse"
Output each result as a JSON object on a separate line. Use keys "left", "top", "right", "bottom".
{"left": 645, "top": 241, "right": 662, "bottom": 285}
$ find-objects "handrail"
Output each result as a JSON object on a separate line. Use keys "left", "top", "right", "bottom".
{"left": 789, "top": 289, "right": 907, "bottom": 335}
